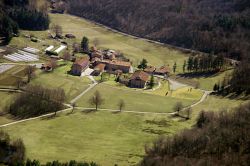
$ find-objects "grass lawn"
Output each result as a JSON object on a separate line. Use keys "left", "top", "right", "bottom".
{"left": 31, "top": 63, "right": 92, "bottom": 101}
{"left": 147, "top": 80, "right": 169, "bottom": 96}
{"left": 3, "top": 110, "right": 190, "bottom": 165}
{"left": 76, "top": 83, "right": 200, "bottom": 113}
{"left": 170, "top": 87, "right": 203, "bottom": 100}
{"left": 0, "top": 92, "right": 17, "bottom": 125}
{"left": 0, "top": 65, "right": 27, "bottom": 88}
{"left": 171, "top": 69, "right": 234, "bottom": 91}
{"left": 49, "top": 13, "right": 188, "bottom": 72}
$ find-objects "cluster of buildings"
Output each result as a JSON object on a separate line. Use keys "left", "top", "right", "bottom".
{"left": 70, "top": 47, "right": 170, "bottom": 88}
{"left": 71, "top": 48, "right": 133, "bottom": 76}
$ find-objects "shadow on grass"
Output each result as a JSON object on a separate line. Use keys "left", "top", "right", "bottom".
{"left": 81, "top": 109, "right": 98, "bottom": 114}
{"left": 112, "top": 110, "right": 122, "bottom": 114}
{"left": 41, "top": 114, "right": 58, "bottom": 120}
{"left": 211, "top": 92, "right": 250, "bottom": 101}
{"left": 177, "top": 71, "right": 220, "bottom": 79}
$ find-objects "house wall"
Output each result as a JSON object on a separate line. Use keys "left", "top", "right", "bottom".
{"left": 130, "top": 79, "right": 146, "bottom": 88}
{"left": 72, "top": 64, "right": 89, "bottom": 76}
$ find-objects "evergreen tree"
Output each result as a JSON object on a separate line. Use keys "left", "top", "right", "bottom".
{"left": 173, "top": 62, "right": 177, "bottom": 73}
{"left": 149, "top": 75, "right": 155, "bottom": 89}
{"left": 187, "top": 57, "right": 193, "bottom": 71}
{"left": 183, "top": 60, "right": 186, "bottom": 73}
{"left": 138, "top": 58, "right": 148, "bottom": 69}
{"left": 193, "top": 57, "right": 199, "bottom": 72}
{"left": 213, "top": 84, "right": 218, "bottom": 92}
{"left": 81, "top": 36, "right": 89, "bottom": 53}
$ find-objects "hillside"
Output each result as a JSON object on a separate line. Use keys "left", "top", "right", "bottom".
{"left": 67, "top": 0, "right": 250, "bottom": 61}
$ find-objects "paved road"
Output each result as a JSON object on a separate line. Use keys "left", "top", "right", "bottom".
{"left": 168, "top": 78, "right": 188, "bottom": 90}
{"left": 70, "top": 70, "right": 98, "bottom": 104}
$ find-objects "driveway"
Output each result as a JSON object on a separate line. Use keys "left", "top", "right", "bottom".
{"left": 81, "top": 68, "right": 94, "bottom": 77}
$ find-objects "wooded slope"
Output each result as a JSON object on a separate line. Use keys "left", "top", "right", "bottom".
{"left": 67, "top": 0, "right": 250, "bottom": 60}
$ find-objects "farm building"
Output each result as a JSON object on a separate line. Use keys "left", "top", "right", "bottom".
{"left": 92, "top": 63, "right": 106, "bottom": 76}
{"left": 154, "top": 66, "right": 170, "bottom": 76}
{"left": 130, "top": 70, "right": 149, "bottom": 88}
{"left": 71, "top": 57, "right": 90, "bottom": 76}
{"left": 94, "top": 59, "right": 132, "bottom": 74}
{"left": 144, "top": 66, "right": 156, "bottom": 75}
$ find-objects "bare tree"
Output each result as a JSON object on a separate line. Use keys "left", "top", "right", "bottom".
{"left": 51, "top": 24, "right": 62, "bottom": 37}
{"left": 63, "top": 51, "right": 71, "bottom": 61}
{"left": 186, "top": 107, "right": 192, "bottom": 120}
{"left": 50, "top": 59, "right": 57, "bottom": 70}
{"left": 93, "top": 38, "right": 100, "bottom": 47}
{"left": 16, "top": 78, "right": 23, "bottom": 89}
{"left": 71, "top": 102, "right": 76, "bottom": 113}
{"left": 72, "top": 42, "right": 80, "bottom": 53}
{"left": 25, "top": 65, "right": 35, "bottom": 83}
{"left": 118, "top": 99, "right": 125, "bottom": 112}
{"left": 89, "top": 91, "right": 104, "bottom": 111}
{"left": 174, "top": 101, "right": 183, "bottom": 115}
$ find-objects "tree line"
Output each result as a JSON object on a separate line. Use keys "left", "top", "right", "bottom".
{"left": 140, "top": 102, "right": 250, "bottom": 166}
{"left": 67, "top": 0, "right": 250, "bottom": 61}
{"left": 183, "top": 54, "right": 225, "bottom": 73}
{"left": 0, "top": 0, "right": 49, "bottom": 44}
{"left": 7, "top": 85, "right": 66, "bottom": 118}
{"left": 213, "top": 60, "right": 250, "bottom": 95}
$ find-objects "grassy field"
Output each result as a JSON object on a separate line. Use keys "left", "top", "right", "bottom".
{"left": 0, "top": 92, "right": 16, "bottom": 125}
{"left": 76, "top": 83, "right": 201, "bottom": 113}
{"left": 171, "top": 69, "right": 234, "bottom": 90}
{"left": 3, "top": 110, "right": 190, "bottom": 165}
{"left": 2, "top": 95, "right": 246, "bottom": 165}
{"left": 0, "top": 65, "right": 27, "bottom": 88}
{"left": 49, "top": 13, "right": 188, "bottom": 72}
{"left": 31, "top": 63, "right": 91, "bottom": 101}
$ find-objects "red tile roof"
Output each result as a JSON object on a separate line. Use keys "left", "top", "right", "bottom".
{"left": 155, "top": 66, "right": 170, "bottom": 74}
{"left": 94, "top": 63, "right": 106, "bottom": 71}
{"left": 144, "top": 66, "right": 156, "bottom": 73}
{"left": 74, "top": 57, "right": 90, "bottom": 67}
{"left": 130, "top": 70, "right": 149, "bottom": 82}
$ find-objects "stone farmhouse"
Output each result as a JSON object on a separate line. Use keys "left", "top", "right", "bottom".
{"left": 90, "top": 48, "right": 133, "bottom": 75}
{"left": 71, "top": 57, "right": 90, "bottom": 76}
{"left": 129, "top": 70, "right": 149, "bottom": 88}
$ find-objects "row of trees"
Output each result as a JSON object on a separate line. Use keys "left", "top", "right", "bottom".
{"left": 89, "top": 91, "right": 125, "bottom": 112}
{"left": 8, "top": 85, "right": 66, "bottom": 118}
{"left": 141, "top": 102, "right": 250, "bottom": 165}
{"left": 183, "top": 54, "right": 225, "bottom": 73}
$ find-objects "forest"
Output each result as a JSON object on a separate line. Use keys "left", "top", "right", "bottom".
{"left": 67, "top": 0, "right": 250, "bottom": 61}
{"left": 0, "top": 0, "right": 49, "bottom": 43}
{"left": 140, "top": 102, "right": 250, "bottom": 166}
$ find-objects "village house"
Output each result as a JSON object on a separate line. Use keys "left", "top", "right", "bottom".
{"left": 71, "top": 57, "right": 90, "bottom": 76}
{"left": 92, "top": 63, "right": 106, "bottom": 76}
{"left": 95, "top": 59, "right": 132, "bottom": 74}
{"left": 154, "top": 66, "right": 170, "bottom": 76}
{"left": 129, "top": 70, "right": 149, "bottom": 88}
{"left": 144, "top": 66, "right": 156, "bottom": 75}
